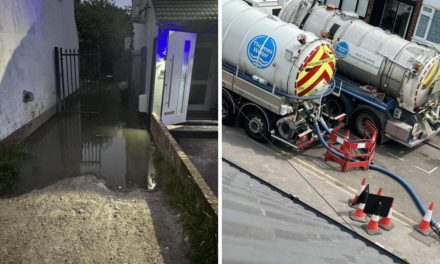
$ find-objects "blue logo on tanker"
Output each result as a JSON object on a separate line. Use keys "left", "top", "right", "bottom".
{"left": 335, "top": 41, "right": 349, "bottom": 58}
{"left": 247, "top": 35, "right": 277, "bottom": 69}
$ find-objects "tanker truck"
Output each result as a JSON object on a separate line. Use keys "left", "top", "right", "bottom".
{"left": 222, "top": 0, "right": 340, "bottom": 149}
{"left": 242, "top": 0, "right": 283, "bottom": 16}
{"left": 279, "top": 0, "right": 440, "bottom": 147}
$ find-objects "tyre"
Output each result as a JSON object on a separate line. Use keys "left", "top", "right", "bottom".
{"left": 242, "top": 107, "right": 269, "bottom": 143}
{"left": 323, "top": 95, "right": 345, "bottom": 117}
{"left": 222, "top": 94, "right": 235, "bottom": 126}
{"left": 352, "top": 109, "right": 381, "bottom": 138}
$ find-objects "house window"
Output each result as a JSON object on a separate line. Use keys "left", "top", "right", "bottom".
{"left": 414, "top": 5, "right": 440, "bottom": 45}
{"left": 379, "top": 0, "right": 413, "bottom": 38}
{"left": 321, "top": 0, "right": 369, "bottom": 17}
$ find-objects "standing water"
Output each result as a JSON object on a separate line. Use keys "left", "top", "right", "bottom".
{"left": 11, "top": 83, "right": 155, "bottom": 194}
{"left": 0, "top": 83, "right": 188, "bottom": 264}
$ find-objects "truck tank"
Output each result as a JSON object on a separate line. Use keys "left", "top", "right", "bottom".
{"left": 223, "top": 0, "right": 337, "bottom": 99}
{"left": 279, "top": 0, "right": 440, "bottom": 113}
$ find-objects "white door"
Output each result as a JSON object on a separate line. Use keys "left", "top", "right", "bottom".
{"left": 161, "top": 31, "right": 197, "bottom": 125}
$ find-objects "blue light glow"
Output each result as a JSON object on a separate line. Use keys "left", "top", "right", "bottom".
{"left": 156, "top": 28, "right": 170, "bottom": 61}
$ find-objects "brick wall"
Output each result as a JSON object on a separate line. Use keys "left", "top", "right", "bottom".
{"left": 406, "top": 0, "right": 423, "bottom": 41}
{"left": 364, "top": 0, "right": 375, "bottom": 23}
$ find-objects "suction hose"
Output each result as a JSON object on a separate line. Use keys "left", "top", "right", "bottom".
{"left": 314, "top": 120, "right": 440, "bottom": 235}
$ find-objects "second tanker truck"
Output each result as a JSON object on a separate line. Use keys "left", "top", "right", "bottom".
{"left": 279, "top": 0, "right": 440, "bottom": 147}
{"left": 222, "top": 0, "right": 341, "bottom": 149}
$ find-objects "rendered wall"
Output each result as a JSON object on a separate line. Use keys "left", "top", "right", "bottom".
{"left": 424, "top": 0, "right": 440, "bottom": 9}
{"left": 0, "top": 0, "right": 79, "bottom": 141}
{"left": 132, "top": 0, "right": 158, "bottom": 112}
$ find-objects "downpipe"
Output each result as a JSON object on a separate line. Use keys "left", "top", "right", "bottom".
{"left": 314, "top": 120, "right": 440, "bottom": 236}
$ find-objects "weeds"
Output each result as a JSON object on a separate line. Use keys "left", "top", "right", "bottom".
{"left": 0, "top": 142, "right": 27, "bottom": 193}
{"left": 154, "top": 149, "right": 217, "bottom": 264}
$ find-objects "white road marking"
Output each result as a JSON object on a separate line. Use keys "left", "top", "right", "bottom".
{"left": 386, "top": 152, "right": 404, "bottom": 161}
{"left": 293, "top": 158, "right": 414, "bottom": 226}
{"left": 415, "top": 166, "right": 438, "bottom": 174}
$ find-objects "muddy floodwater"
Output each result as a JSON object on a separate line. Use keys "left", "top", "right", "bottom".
{"left": 11, "top": 85, "right": 155, "bottom": 194}
{"left": 0, "top": 84, "right": 189, "bottom": 263}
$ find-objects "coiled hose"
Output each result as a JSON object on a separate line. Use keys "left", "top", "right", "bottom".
{"left": 315, "top": 119, "right": 440, "bottom": 235}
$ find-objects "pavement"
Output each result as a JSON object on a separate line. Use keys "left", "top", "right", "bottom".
{"left": 171, "top": 125, "right": 218, "bottom": 196}
{"left": 223, "top": 125, "right": 440, "bottom": 264}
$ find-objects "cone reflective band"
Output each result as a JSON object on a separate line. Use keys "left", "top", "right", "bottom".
{"left": 363, "top": 203, "right": 382, "bottom": 236}
{"left": 415, "top": 202, "right": 434, "bottom": 236}
{"left": 364, "top": 213, "right": 382, "bottom": 236}
{"left": 349, "top": 184, "right": 369, "bottom": 223}
{"left": 354, "top": 178, "right": 366, "bottom": 199}
{"left": 349, "top": 177, "right": 366, "bottom": 207}
{"left": 350, "top": 202, "right": 368, "bottom": 223}
{"left": 379, "top": 203, "right": 395, "bottom": 231}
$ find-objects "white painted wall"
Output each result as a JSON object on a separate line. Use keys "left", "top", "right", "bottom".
{"left": 0, "top": 0, "right": 79, "bottom": 141}
{"left": 424, "top": 0, "right": 440, "bottom": 9}
{"left": 132, "top": 0, "right": 157, "bottom": 112}
{"left": 133, "top": 23, "right": 148, "bottom": 51}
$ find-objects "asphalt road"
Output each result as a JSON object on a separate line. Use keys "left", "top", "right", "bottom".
{"left": 223, "top": 125, "right": 440, "bottom": 225}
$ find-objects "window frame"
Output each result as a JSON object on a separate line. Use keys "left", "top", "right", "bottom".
{"left": 321, "top": 0, "right": 368, "bottom": 18}
{"left": 413, "top": 5, "right": 439, "bottom": 46}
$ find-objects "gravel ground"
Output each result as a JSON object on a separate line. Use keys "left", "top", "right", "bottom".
{"left": 0, "top": 175, "right": 189, "bottom": 264}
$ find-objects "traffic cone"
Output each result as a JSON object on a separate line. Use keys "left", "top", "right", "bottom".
{"left": 376, "top": 187, "right": 383, "bottom": 196}
{"left": 379, "top": 203, "right": 395, "bottom": 231}
{"left": 363, "top": 203, "right": 382, "bottom": 236}
{"left": 414, "top": 202, "right": 434, "bottom": 236}
{"left": 349, "top": 186, "right": 369, "bottom": 223}
{"left": 348, "top": 177, "right": 366, "bottom": 208}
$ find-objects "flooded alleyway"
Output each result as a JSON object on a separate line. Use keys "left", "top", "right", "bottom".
{"left": 0, "top": 83, "right": 189, "bottom": 263}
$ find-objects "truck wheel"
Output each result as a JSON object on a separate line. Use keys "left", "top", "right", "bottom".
{"left": 242, "top": 108, "right": 269, "bottom": 142}
{"left": 352, "top": 109, "right": 380, "bottom": 138}
{"left": 323, "top": 96, "right": 345, "bottom": 117}
{"left": 222, "top": 94, "right": 235, "bottom": 126}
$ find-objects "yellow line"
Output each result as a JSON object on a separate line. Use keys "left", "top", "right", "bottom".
{"left": 292, "top": 157, "right": 417, "bottom": 225}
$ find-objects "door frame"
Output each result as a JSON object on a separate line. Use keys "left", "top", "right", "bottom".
{"left": 188, "top": 41, "right": 217, "bottom": 112}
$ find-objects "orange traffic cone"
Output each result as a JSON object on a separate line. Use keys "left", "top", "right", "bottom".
{"left": 363, "top": 203, "right": 382, "bottom": 236}
{"left": 349, "top": 188, "right": 368, "bottom": 223}
{"left": 376, "top": 187, "right": 383, "bottom": 196}
{"left": 415, "top": 202, "right": 434, "bottom": 236}
{"left": 348, "top": 177, "right": 366, "bottom": 208}
{"left": 379, "top": 203, "right": 395, "bottom": 231}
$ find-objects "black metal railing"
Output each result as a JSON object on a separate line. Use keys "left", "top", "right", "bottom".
{"left": 54, "top": 47, "right": 101, "bottom": 113}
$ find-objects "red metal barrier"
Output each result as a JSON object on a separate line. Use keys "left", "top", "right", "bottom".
{"left": 324, "top": 120, "right": 378, "bottom": 172}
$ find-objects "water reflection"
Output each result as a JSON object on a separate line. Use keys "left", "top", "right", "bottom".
{"left": 147, "top": 150, "right": 159, "bottom": 193}
{"left": 13, "top": 87, "right": 155, "bottom": 194}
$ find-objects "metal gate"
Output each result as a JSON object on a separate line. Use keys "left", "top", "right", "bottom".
{"left": 128, "top": 46, "right": 147, "bottom": 111}
{"left": 54, "top": 47, "right": 101, "bottom": 113}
